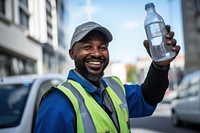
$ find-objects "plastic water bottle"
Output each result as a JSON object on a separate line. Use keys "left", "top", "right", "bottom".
{"left": 144, "top": 3, "right": 176, "bottom": 62}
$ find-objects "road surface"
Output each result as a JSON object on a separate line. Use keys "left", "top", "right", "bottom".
{"left": 130, "top": 103, "right": 200, "bottom": 133}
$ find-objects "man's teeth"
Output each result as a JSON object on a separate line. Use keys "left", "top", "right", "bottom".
{"left": 89, "top": 61, "right": 101, "bottom": 65}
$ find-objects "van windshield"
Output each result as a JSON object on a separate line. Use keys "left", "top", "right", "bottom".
{"left": 0, "top": 83, "right": 31, "bottom": 128}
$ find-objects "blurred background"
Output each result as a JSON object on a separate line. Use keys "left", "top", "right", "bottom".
{"left": 0, "top": 0, "right": 200, "bottom": 132}
{"left": 0, "top": 0, "right": 186, "bottom": 85}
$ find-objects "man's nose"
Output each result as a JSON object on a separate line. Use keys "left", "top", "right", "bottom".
{"left": 91, "top": 48, "right": 101, "bottom": 57}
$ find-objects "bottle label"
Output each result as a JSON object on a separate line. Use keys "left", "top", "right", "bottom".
{"left": 151, "top": 23, "right": 161, "bottom": 37}
{"left": 146, "top": 22, "right": 165, "bottom": 38}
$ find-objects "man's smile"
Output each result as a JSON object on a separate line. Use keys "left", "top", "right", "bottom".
{"left": 88, "top": 61, "right": 101, "bottom": 65}
{"left": 84, "top": 59, "right": 105, "bottom": 72}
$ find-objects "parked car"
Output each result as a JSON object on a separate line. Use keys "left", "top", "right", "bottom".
{"left": 0, "top": 74, "right": 66, "bottom": 133}
{"left": 171, "top": 70, "right": 200, "bottom": 126}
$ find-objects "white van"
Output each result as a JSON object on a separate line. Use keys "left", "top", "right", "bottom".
{"left": 171, "top": 70, "right": 200, "bottom": 126}
{"left": 0, "top": 74, "right": 65, "bottom": 133}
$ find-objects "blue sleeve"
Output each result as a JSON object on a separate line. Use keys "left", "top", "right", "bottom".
{"left": 34, "top": 89, "right": 76, "bottom": 133}
{"left": 124, "top": 84, "right": 157, "bottom": 118}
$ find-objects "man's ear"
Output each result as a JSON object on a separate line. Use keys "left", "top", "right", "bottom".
{"left": 69, "top": 49, "right": 75, "bottom": 60}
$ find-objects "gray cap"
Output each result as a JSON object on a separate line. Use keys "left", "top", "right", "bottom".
{"left": 70, "top": 21, "right": 113, "bottom": 48}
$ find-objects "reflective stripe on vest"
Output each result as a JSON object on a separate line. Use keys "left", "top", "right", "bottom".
{"left": 103, "top": 76, "right": 130, "bottom": 131}
{"left": 57, "top": 76, "right": 130, "bottom": 133}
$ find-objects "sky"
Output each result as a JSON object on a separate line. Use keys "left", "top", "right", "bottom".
{"left": 67, "top": 0, "right": 183, "bottom": 64}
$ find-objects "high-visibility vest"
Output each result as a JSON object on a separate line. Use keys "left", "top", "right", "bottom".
{"left": 57, "top": 76, "right": 130, "bottom": 133}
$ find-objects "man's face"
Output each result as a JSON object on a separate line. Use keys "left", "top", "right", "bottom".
{"left": 69, "top": 30, "right": 109, "bottom": 82}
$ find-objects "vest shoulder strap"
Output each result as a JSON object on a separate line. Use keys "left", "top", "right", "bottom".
{"left": 103, "top": 76, "right": 126, "bottom": 102}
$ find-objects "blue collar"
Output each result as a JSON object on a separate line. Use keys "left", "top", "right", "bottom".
{"left": 67, "top": 69, "right": 108, "bottom": 93}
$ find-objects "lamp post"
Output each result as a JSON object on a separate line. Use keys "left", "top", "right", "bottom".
{"left": 86, "top": 0, "right": 92, "bottom": 21}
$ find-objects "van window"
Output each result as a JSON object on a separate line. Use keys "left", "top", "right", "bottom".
{"left": 178, "top": 83, "right": 188, "bottom": 98}
{"left": 188, "top": 77, "right": 199, "bottom": 96}
{"left": 0, "top": 83, "right": 31, "bottom": 128}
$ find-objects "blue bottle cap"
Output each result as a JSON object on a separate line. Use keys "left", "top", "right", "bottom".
{"left": 145, "top": 3, "right": 155, "bottom": 10}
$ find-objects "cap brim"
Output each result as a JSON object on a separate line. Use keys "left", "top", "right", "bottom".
{"left": 70, "top": 26, "right": 112, "bottom": 48}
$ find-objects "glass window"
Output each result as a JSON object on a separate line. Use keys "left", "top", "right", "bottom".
{"left": 196, "top": 0, "right": 200, "bottom": 14}
{"left": 19, "top": 0, "right": 28, "bottom": 7}
{"left": 178, "top": 87, "right": 188, "bottom": 98}
{"left": 19, "top": 8, "right": 29, "bottom": 29}
{"left": 0, "top": 83, "right": 31, "bottom": 128}
{"left": 188, "top": 83, "right": 199, "bottom": 96}
{"left": 0, "top": 0, "right": 5, "bottom": 15}
{"left": 177, "top": 79, "right": 188, "bottom": 98}
{"left": 188, "top": 77, "right": 199, "bottom": 96}
{"left": 59, "top": 2, "right": 65, "bottom": 21}
{"left": 19, "top": 0, "right": 29, "bottom": 29}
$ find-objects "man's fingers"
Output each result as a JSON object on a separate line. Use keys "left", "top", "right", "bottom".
{"left": 166, "top": 31, "right": 174, "bottom": 39}
{"left": 165, "top": 25, "right": 171, "bottom": 32}
{"left": 166, "top": 39, "right": 177, "bottom": 46}
{"left": 143, "top": 40, "right": 151, "bottom": 57}
{"left": 172, "top": 45, "right": 181, "bottom": 54}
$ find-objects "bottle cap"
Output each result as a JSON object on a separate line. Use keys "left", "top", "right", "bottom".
{"left": 145, "top": 3, "right": 155, "bottom": 10}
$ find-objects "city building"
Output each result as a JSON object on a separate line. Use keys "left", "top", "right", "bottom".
{"left": 136, "top": 55, "right": 185, "bottom": 89}
{"left": 105, "top": 62, "right": 127, "bottom": 83}
{"left": 0, "top": 0, "right": 68, "bottom": 76}
{"left": 182, "top": 0, "right": 200, "bottom": 73}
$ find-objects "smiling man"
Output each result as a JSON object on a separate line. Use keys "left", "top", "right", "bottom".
{"left": 34, "top": 21, "right": 180, "bottom": 133}
{"left": 69, "top": 30, "right": 110, "bottom": 87}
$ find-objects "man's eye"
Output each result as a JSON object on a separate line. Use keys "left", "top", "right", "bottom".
{"left": 101, "top": 46, "right": 108, "bottom": 51}
{"left": 83, "top": 46, "right": 91, "bottom": 49}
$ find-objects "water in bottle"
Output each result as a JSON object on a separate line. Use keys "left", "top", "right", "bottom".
{"left": 144, "top": 3, "right": 176, "bottom": 62}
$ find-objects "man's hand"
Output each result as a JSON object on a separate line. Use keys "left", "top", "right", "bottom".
{"left": 143, "top": 25, "right": 181, "bottom": 67}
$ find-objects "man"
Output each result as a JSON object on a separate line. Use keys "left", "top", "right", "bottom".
{"left": 34, "top": 21, "right": 180, "bottom": 133}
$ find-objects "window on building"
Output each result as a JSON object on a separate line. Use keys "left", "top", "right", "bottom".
{"left": 0, "top": 0, "right": 5, "bottom": 15}
{"left": 56, "top": 0, "right": 67, "bottom": 22}
{"left": 59, "top": 1, "right": 65, "bottom": 21}
{"left": 19, "top": 0, "right": 28, "bottom": 7}
{"left": 19, "top": 9, "right": 29, "bottom": 28}
{"left": 196, "top": 0, "right": 200, "bottom": 15}
{"left": 19, "top": 0, "right": 29, "bottom": 29}
{"left": 46, "top": 0, "right": 53, "bottom": 46}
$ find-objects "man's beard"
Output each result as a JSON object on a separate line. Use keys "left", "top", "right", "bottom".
{"left": 75, "top": 64, "right": 104, "bottom": 82}
{"left": 74, "top": 58, "right": 107, "bottom": 82}
{"left": 86, "top": 70, "right": 104, "bottom": 82}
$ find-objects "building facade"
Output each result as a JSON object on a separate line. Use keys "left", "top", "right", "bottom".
{"left": 182, "top": 0, "right": 200, "bottom": 73}
{"left": 0, "top": 0, "right": 68, "bottom": 76}
{"left": 136, "top": 55, "right": 185, "bottom": 89}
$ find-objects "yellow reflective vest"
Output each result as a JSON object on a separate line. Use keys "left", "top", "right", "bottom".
{"left": 57, "top": 76, "right": 130, "bottom": 133}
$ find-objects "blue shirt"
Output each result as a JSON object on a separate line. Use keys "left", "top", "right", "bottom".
{"left": 34, "top": 70, "right": 156, "bottom": 133}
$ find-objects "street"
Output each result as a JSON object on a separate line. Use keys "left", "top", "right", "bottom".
{"left": 130, "top": 103, "right": 200, "bottom": 133}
